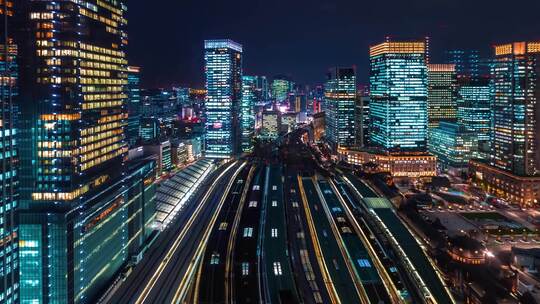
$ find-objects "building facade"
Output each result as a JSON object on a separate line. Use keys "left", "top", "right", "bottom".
{"left": 369, "top": 40, "right": 428, "bottom": 152}
{"left": 260, "top": 110, "right": 279, "bottom": 140}
{"left": 0, "top": 1, "right": 19, "bottom": 302}
{"left": 427, "top": 64, "right": 457, "bottom": 128}
{"left": 204, "top": 39, "right": 243, "bottom": 158}
{"left": 15, "top": 1, "right": 156, "bottom": 302}
{"left": 324, "top": 67, "right": 356, "bottom": 149}
{"left": 457, "top": 77, "right": 492, "bottom": 143}
{"left": 338, "top": 148, "right": 437, "bottom": 178}
{"left": 470, "top": 42, "right": 540, "bottom": 206}
{"left": 428, "top": 122, "right": 478, "bottom": 169}
{"left": 241, "top": 76, "right": 256, "bottom": 153}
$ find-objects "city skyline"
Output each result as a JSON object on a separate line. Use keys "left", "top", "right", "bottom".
{"left": 3, "top": 1, "right": 540, "bottom": 303}
{"left": 128, "top": 0, "right": 540, "bottom": 88}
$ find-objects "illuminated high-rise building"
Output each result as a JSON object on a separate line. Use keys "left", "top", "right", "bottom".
{"left": 324, "top": 67, "right": 356, "bottom": 148}
{"left": 204, "top": 39, "right": 243, "bottom": 158}
{"left": 16, "top": 1, "right": 156, "bottom": 302}
{"left": 127, "top": 66, "right": 141, "bottom": 147}
{"left": 241, "top": 76, "right": 256, "bottom": 153}
{"left": 490, "top": 42, "right": 540, "bottom": 176}
{"left": 369, "top": 40, "right": 428, "bottom": 152}
{"left": 456, "top": 76, "right": 492, "bottom": 158}
{"left": 457, "top": 77, "right": 491, "bottom": 142}
{"left": 0, "top": 1, "right": 19, "bottom": 303}
{"left": 271, "top": 76, "right": 293, "bottom": 103}
{"left": 470, "top": 42, "right": 540, "bottom": 206}
{"left": 427, "top": 64, "right": 457, "bottom": 128}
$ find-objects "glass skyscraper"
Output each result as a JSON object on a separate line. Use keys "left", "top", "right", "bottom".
{"left": 241, "top": 76, "right": 256, "bottom": 153}
{"left": 0, "top": 1, "right": 19, "bottom": 302}
{"left": 429, "top": 122, "right": 478, "bottom": 168}
{"left": 457, "top": 77, "right": 492, "bottom": 142}
{"left": 491, "top": 42, "right": 540, "bottom": 176}
{"left": 324, "top": 67, "right": 356, "bottom": 148}
{"left": 204, "top": 39, "right": 243, "bottom": 159}
{"left": 15, "top": 1, "right": 156, "bottom": 303}
{"left": 369, "top": 40, "right": 428, "bottom": 152}
{"left": 427, "top": 64, "right": 457, "bottom": 128}
{"left": 470, "top": 42, "right": 540, "bottom": 206}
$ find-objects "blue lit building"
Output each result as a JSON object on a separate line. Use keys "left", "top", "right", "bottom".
{"left": 369, "top": 40, "right": 428, "bottom": 152}
{"left": 456, "top": 77, "right": 492, "bottom": 154}
{"left": 0, "top": 2, "right": 19, "bottom": 302}
{"left": 324, "top": 67, "right": 357, "bottom": 149}
{"left": 429, "top": 122, "right": 478, "bottom": 169}
{"left": 204, "top": 39, "right": 243, "bottom": 158}
{"left": 127, "top": 66, "right": 142, "bottom": 147}
{"left": 241, "top": 76, "right": 256, "bottom": 153}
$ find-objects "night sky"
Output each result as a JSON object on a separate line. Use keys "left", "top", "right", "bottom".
{"left": 128, "top": 0, "right": 540, "bottom": 89}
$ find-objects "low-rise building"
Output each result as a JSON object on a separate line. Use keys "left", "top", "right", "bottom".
{"left": 469, "top": 160, "right": 540, "bottom": 207}
{"left": 338, "top": 147, "right": 437, "bottom": 177}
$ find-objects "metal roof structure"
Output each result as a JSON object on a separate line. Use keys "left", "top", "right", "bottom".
{"left": 155, "top": 159, "right": 215, "bottom": 229}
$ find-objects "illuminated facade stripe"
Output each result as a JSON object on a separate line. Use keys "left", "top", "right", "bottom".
{"left": 241, "top": 76, "right": 256, "bottom": 153}
{"left": 0, "top": 1, "right": 19, "bottom": 303}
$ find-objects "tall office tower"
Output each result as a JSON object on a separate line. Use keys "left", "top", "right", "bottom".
{"left": 271, "top": 76, "right": 293, "bottom": 103}
{"left": 204, "top": 39, "right": 243, "bottom": 158}
{"left": 16, "top": 1, "right": 156, "bottom": 303}
{"left": 457, "top": 77, "right": 491, "bottom": 154}
{"left": 0, "top": 1, "right": 19, "bottom": 303}
{"left": 241, "top": 76, "right": 256, "bottom": 153}
{"left": 470, "top": 42, "right": 540, "bottom": 206}
{"left": 324, "top": 67, "right": 356, "bottom": 149}
{"left": 127, "top": 66, "right": 141, "bottom": 147}
{"left": 427, "top": 64, "right": 457, "bottom": 128}
{"left": 491, "top": 42, "right": 540, "bottom": 176}
{"left": 369, "top": 40, "right": 428, "bottom": 152}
